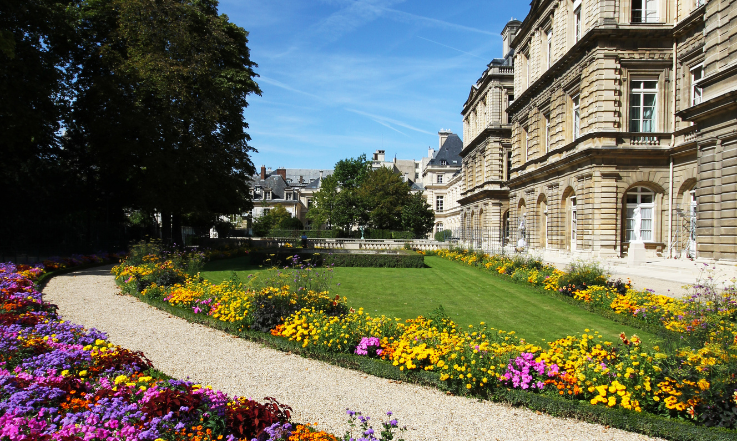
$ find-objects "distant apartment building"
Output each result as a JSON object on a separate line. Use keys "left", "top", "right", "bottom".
{"left": 248, "top": 166, "right": 333, "bottom": 227}
{"left": 458, "top": 0, "right": 735, "bottom": 260}
{"left": 421, "top": 130, "right": 464, "bottom": 236}
{"left": 370, "top": 149, "right": 422, "bottom": 183}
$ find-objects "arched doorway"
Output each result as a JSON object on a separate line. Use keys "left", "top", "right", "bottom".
{"left": 502, "top": 210, "right": 510, "bottom": 247}
{"left": 677, "top": 180, "right": 697, "bottom": 259}
{"left": 518, "top": 199, "right": 527, "bottom": 248}
{"left": 562, "top": 188, "right": 576, "bottom": 251}
{"left": 537, "top": 194, "right": 548, "bottom": 249}
{"left": 625, "top": 186, "right": 655, "bottom": 243}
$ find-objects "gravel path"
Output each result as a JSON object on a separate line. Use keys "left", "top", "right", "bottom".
{"left": 43, "top": 266, "right": 661, "bottom": 441}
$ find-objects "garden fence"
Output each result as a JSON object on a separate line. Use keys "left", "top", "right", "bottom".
{"left": 446, "top": 226, "right": 524, "bottom": 255}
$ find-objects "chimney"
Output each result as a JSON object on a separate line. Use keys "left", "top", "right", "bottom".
{"left": 319, "top": 170, "right": 324, "bottom": 179}
{"left": 374, "top": 150, "right": 385, "bottom": 162}
{"left": 276, "top": 168, "right": 286, "bottom": 181}
{"left": 502, "top": 19, "right": 521, "bottom": 58}
{"left": 428, "top": 147, "right": 435, "bottom": 158}
{"left": 260, "top": 165, "right": 266, "bottom": 180}
{"left": 299, "top": 175, "right": 304, "bottom": 184}
{"left": 438, "top": 129, "right": 452, "bottom": 149}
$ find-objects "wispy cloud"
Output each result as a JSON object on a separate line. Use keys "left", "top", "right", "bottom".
{"left": 346, "top": 108, "right": 436, "bottom": 136}
{"left": 309, "top": 0, "right": 405, "bottom": 43}
{"left": 384, "top": 9, "right": 499, "bottom": 36}
{"left": 416, "top": 36, "right": 487, "bottom": 59}
{"left": 257, "top": 76, "right": 325, "bottom": 101}
{"left": 370, "top": 119, "right": 410, "bottom": 137}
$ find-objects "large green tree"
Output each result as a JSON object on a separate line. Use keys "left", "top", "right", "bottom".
{"left": 333, "top": 154, "right": 369, "bottom": 189}
{"left": 307, "top": 155, "right": 370, "bottom": 233}
{"left": 402, "top": 192, "right": 435, "bottom": 238}
{"left": 306, "top": 174, "right": 339, "bottom": 228}
{"left": 0, "top": 0, "right": 87, "bottom": 254}
{"left": 68, "top": 0, "right": 261, "bottom": 241}
{"left": 357, "top": 167, "right": 412, "bottom": 230}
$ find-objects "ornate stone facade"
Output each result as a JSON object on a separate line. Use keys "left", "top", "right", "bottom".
{"left": 504, "top": 0, "right": 711, "bottom": 259}
{"left": 676, "top": 0, "right": 737, "bottom": 261}
{"left": 458, "top": 21, "right": 520, "bottom": 249}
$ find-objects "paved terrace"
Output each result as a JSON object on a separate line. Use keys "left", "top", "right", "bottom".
{"left": 539, "top": 251, "right": 737, "bottom": 299}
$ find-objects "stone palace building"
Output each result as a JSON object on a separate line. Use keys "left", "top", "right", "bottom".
{"left": 458, "top": 0, "right": 736, "bottom": 261}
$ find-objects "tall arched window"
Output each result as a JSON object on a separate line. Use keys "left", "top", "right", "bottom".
{"left": 626, "top": 187, "right": 655, "bottom": 242}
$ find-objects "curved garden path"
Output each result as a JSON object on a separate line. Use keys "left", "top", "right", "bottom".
{"left": 43, "top": 266, "right": 661, "bottom": 441}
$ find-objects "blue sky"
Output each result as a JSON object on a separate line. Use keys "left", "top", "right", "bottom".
{"left": 218, "top": 0, "right": 529, "bottom": 170}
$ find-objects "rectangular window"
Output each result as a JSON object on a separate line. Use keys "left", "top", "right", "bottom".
{"left": 436, "top": 196, "right": 444, "bottom": 212}
{"left": 572, "top": 95, "right": 580, "bottom": 139}
{"left": 546, "top": 30, "right": 553, "bottom": 68}
{"left": 506, "top": 151, "right": 512, "bottom": 181}
{"left": 437, "top": 174, "right": 443, "bottom": 184}
{"left": 263, "top": 208, "right": 271, "bottom": 216}
{"left": 286, "top": 192, "right": 292, "bottom": 201}
{"left": 574, "top": 6, "right": 582, "bottom": 42}
{"left": 632, "top": 0, "right": 658, "bottom": 23}
{"left": 507, "top": 93, "right": 515, "bottom": 124}
{"left": 691, "top": 65, "right": 703, "bottom": 106}
{"left": 630, "top": 79, "right": 657, "bottom": 132}
{"left": 523, "top": 126, "right": 530, "bottom": 161}
{"left": 544, "top": 113, "right": 550, "bottom": 152}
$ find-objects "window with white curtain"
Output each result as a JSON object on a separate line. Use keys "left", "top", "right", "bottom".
{"left": 572, "top": 95, "right": 580, "bottom": 139}
{"left": 691, "top": 65, "right": 703, "bottom": 106}
{"left": 632, "top": 0, "right": 658, "bottom": 22}
{"left": 630, "top": 79, "right": 657, "bottom": 132}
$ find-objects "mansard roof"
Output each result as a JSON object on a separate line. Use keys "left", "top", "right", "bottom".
{"left": 428, "top": 134, "right": 463, "bottom": 167}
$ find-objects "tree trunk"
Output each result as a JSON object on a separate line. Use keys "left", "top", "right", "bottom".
{"left": 161, "top": 210, "right": 172, "bottom": 245}
{"left": 172, "top": 212, "right": 182, "bottom": 249}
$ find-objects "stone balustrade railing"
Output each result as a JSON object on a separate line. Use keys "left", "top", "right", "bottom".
{"left": 264, "top": 238, "right": 451, "bottom": 251}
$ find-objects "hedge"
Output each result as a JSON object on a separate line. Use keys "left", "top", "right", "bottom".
{"left": 322, "top": 252, "right": 424, "bottom": 268}
{"left": 244, "top": 250, "right": 424, "bottom": 269}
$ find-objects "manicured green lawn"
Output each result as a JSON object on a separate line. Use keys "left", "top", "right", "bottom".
{"left": 201, "top": 255, "right": 658, "bottom": 345}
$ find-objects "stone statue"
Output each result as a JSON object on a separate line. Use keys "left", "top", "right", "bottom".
{"left": 517, "top": 213, "right": 527, "bottom": 249}
{"left": 518, "top": 213, "right": 526, "bottom": 238}
{"left": 632, "top": 206, "right": 642, "bottom": 242}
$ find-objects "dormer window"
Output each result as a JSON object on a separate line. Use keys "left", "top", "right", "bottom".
{"left": 440, "top": 160, "right": 447, "bottom": 166}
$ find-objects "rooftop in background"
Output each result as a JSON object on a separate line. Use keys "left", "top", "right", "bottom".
{"left": 252, "top": 166, "right": 334, "bottom": 187}
{"left": 428, "top": 132, "right": 463, "bottom": 168}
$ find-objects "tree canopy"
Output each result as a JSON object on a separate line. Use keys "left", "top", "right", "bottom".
{"left": 1, "top": 0, "right": 261, "bottom": 251}
{"left": 307, "top": 159, "right": 436, "bottom": 238}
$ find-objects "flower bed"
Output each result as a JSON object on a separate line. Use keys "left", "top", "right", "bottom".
{"left": 112, "top": 244, "right": 737, "bottom": 437}
{"left": 425, "top": 248, "right": 737, "bottom": 427}
{"left": 0, "top": 262, "right": 351, "bottom": 441}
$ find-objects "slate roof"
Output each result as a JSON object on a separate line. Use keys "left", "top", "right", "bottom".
{"left": 252, "top": 175, "right": 290, "bottom": 199}
{"left": 428, "top": 134, "right": 463, "bottom": 167}
{"left": 284, "top": 169, "right": 333, "bottom": 185}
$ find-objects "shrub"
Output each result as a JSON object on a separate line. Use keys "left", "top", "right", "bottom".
{"left": 434, "top": 230, "right": 452, "bottom": 242}
{"left": 557, "top": 259, "right": 609, "bottom": 296}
